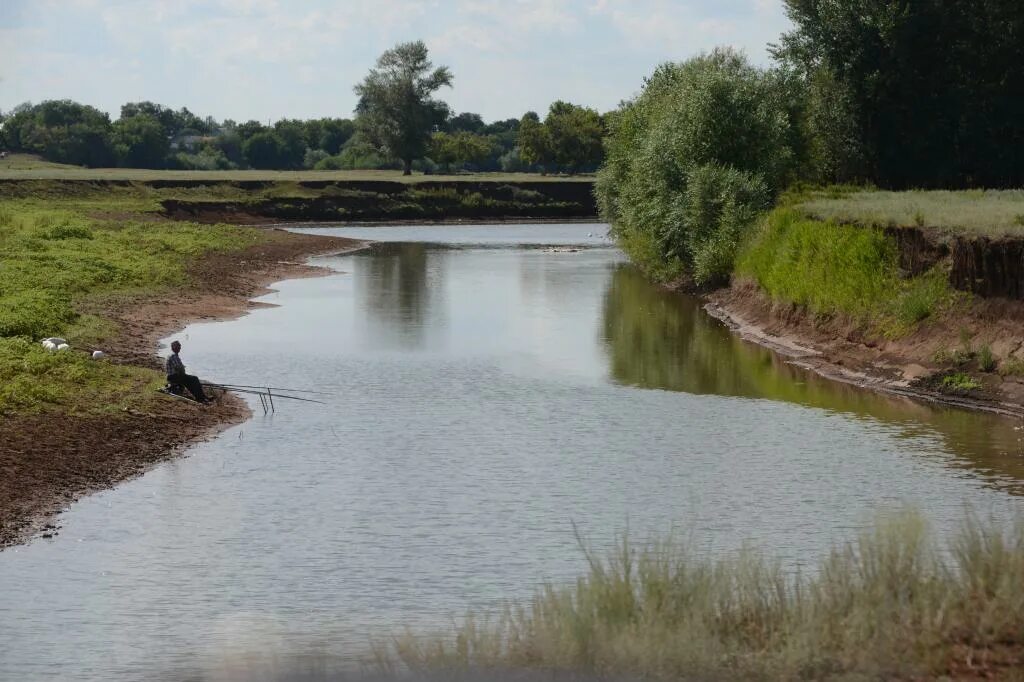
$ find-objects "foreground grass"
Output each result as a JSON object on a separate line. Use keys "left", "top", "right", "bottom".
{"left": 0, "top": 197, "right": 262, "bottom": 414}
{"left": 796, "top": 188, "right": 1024, "bottom": 238}
{"left": 382, "top": 513, "right": 1024, "bottom": 680}
{"left": 735, "top": 208, "right": 954, "bottom": 337}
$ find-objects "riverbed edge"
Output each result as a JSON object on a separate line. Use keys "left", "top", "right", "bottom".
{"left": 704, "top": 284, "right": 1024, "bottom": 420}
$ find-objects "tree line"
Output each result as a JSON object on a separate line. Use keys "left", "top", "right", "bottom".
{"left": 0, "top": 41, "right": 606, "bottom": 175}
{"left": 597, "top": 0, "right": 1024, "bottom": 287}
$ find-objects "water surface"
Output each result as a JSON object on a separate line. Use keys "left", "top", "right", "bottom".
{"left": 1, "top": 223, "right": 1022, "bottom": 680}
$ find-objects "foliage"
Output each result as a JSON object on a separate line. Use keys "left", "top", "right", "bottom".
{"left": 518, "top": 103, "right": 604, "bottom": 174}
{"left": 775, "top": 0, "right": 1024, "bottom": 189}
{"left": 242, "top": 131, "right": 289, "bottom": 170}
{"left": 516, "top": 111, "right": 553, "bottom": 172}
{"left": 2, "top": 100, "right": 115, "bottom": 167}
{"left": 545, "top": 101, "right": 604, "bottom": 173}
{"left": 121, "top": 101, "right": 211, "bottom": 137}
{"left": 597, "top": 49, "right": 796, "bottom": 283}
{"left": 941, "top": 372, "right": 982, "bottom": 392}
{"left": 735, "top": 208, "right": 953, "bottom": 336}
{"left": 0, "top": 337, "right": 160, "bottom": 414}
{"left": 354, "top": 40, "right": 453, "bottom": 175}
{"left": 429, "top": 131, "right": 496, "bottom": 172}
{"left": 112, "top": 113, "right": 169, "bottom": 168}
{"left": 383, "top": 512, "right": 1024, "bottom": 681}
{"left": 173, "top": 146, "right": 235, "bottom": 171}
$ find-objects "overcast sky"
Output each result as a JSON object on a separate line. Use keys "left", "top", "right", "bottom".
{"left": 0, "top": 0, "right": 792, "bottom": 123}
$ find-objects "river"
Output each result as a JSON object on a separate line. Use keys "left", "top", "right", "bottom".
{"left": 1, "top": 223, "right": 1022, "bottom": 680}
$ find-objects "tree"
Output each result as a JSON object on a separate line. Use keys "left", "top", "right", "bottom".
{"left": 446, "top": 112, "right": 485, "bottom": 134}
{"left": 544, "top": 101, "right": 604, "bottom": 174}
{"left": 3, "top": 100, "right": 115, "bottom": 167}
{"left": 272, "top": 119, "right": 308, "bottom": 169}
{"left": 354, "top": 40, "right": 453, "bottom": 175}
{"left": 120, "top": 101, "right": 211, "bottom": 138}
{"left": 517, "top": 111, "right": 554, "bottom": 173}
{"left": 775, "top": 0, "right": 1024, "bottom": 188}
{"left": 430, "top": 131, "right": 496, "bottom": 172}
{"left": 243, "top": 131, "right": 288, "bottom": 169}
{"left": 317, "top": 118, "right": 355, "bottom": 155}
{"left": 112, "top": 113, "right": 169, "bottom": 168}
{"left": 596, "top": 49, "right": 796, "bottom": 284}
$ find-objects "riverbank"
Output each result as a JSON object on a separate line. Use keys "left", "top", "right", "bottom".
{"left": 704, "top": 191, "right": 1024, "bottom": 420}
{"left": 0, "top": 182, "right": 365, "bottom": 546}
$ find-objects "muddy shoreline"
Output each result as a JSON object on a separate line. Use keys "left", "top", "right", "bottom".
{"left": 706, "top": 281, "right": 1024, "bottom": 420}
{"left": 0, "top": 229, "right": 368, "bottom": 548}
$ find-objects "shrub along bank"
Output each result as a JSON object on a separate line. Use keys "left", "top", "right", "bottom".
{"left": 596, "top": 49, "right": 796, "bottom": 286}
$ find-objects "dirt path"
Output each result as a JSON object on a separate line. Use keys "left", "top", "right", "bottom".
{"left": 0, "top": 229, "right": 367, "bottom": 548}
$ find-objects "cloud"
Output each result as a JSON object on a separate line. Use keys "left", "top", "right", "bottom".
{"left": 0, "top": 0, "right": 792, "bottom": 122}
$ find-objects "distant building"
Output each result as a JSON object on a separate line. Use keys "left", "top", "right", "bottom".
{"left": 169, "top": 133, "right": 216, "bottom": 152}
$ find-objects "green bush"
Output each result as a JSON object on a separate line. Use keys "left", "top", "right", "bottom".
{"left": 596, "top": 49, "right": 796, "bottom": 283}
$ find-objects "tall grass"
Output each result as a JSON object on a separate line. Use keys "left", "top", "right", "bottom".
{"left": 735, "top": 208, "right": 954, "bottom": 336}
{"left": 381, "top": 512, "right": 1024, "bottom": 680}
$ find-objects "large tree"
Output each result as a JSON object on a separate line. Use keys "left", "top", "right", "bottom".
{"left": 354, "top": 40, "right": 452, "bottom": 175}
{"left": 775, "top": 0, "right": 1024, "bottom": 188}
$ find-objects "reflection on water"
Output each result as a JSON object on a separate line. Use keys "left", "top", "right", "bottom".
{"left": 602, "top": 264, "right": 1024, "bottom": 494}
{"left": 360, "top": 243, "right": 444, "bottom": 347}
{"left": 1, "top": 225, "right": 1022, "bottom": 681}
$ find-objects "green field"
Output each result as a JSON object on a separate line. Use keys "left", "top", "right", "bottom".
{"left": 795, "top": 188, "right": 1024, "bottom": 238}
{"left": 0, "top": 154, "right": 592, "bottom": 183}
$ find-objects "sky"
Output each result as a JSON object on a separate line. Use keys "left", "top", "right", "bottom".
{"left": 0, "top": 0, "right": 792, "bottom": 123}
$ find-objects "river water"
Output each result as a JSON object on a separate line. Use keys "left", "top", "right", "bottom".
{"left": 2, "top": 223, "right": 1022, "bottom": 680}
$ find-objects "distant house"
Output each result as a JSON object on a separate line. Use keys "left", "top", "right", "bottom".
{"left": 169, "top": 132, "right": 216, "bottom": 152}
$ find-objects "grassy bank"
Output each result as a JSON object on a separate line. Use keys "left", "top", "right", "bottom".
{"left": 383, "top": 512, "right": 1024, "bottom": 680}
{"left": 0, "top": 154, "right": 592, "bottom": 183}
{"left": 0, "top": 194, "right": 265, "bottom": 415}
{"left": 735, "top": 207, "right": 954, "bottom": 337}
{"left": 796, "top": 188, "right": 1024, "bottom": 238}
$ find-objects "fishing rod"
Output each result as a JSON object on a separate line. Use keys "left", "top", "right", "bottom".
{"left": 202, "top": 382, "right": 326, "bottom": 404}
{"left": 203, "top": 381, "right": 332, "bottom": 396}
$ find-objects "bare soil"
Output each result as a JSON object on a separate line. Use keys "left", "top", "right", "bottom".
{"left": 708, "top": 279, "right": 1024, "bottom": 418}
{"left": 0, "top": 228, "right": 366, "bottom": 547}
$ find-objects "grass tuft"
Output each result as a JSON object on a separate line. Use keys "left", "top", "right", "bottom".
{"left": 941, "top": 372, "right": 982, "bottom": 391}
{"left": 381, "top": 512, "right": 1024, "bottom": 680}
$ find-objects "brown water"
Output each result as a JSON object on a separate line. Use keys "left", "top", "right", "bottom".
{"left": 1, "top": 224, "right": 1022, "bottom": 681}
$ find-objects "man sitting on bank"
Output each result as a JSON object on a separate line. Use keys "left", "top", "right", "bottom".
{"left": 166, "top": 340, "right": 210, "bottom": 404}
